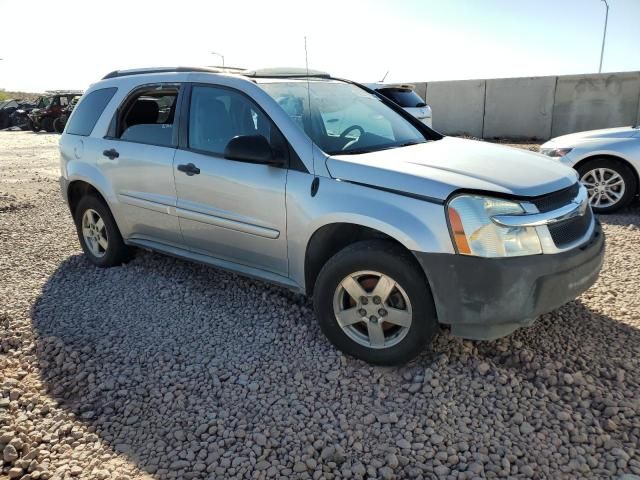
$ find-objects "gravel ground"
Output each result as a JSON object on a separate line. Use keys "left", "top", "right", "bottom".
{"left": 1, "top": 131, "right": 639, "bottom": 480}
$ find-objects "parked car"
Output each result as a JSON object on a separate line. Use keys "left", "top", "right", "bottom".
{"left": 0, "top": 99, "right": 19, "bottom": 129}
{"left": 0, "top": 99, "right": 37, "bottom": 130}
{"left": 541, "top": 126, "right": 640, "bottom": 213}
{"left": 59, "top": 67, "right": 604, "bottom": 365}
{"left": 53, "top": 96, "right": 80, "bottom": 133}
{"left": 365, "top": 83, "right": 432, "bottom": 127}
{"left": 28, "top": 91, "right": 82, "bottom": 132}
{"left": 9, "top": 100, "right": 37, "bottom": 130}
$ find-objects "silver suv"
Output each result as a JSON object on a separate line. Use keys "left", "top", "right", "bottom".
{"left": 59, "top": 67, "right": 605, "bottom": 365}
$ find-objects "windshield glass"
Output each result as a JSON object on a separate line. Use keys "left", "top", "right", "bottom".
{"left": 259, "top": 80, "right": 427, "bottom": 155}
{"left": 37, "top": 97, "right": 52, "bottom": 108}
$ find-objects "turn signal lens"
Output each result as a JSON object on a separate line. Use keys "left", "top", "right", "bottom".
{"left": 447, "top": 206, "right": 471, "bottom": 254}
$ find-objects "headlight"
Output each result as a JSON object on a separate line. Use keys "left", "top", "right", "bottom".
{"left": 540, "top": 147, "right": 572, "bottom": 158}
{"left": 447, "top": 195, "right": 542, "bottom": 257}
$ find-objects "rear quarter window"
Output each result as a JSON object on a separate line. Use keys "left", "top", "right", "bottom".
{"left": 66, "top": 87, "right": 118, "bottom": 136}
{"left": 378, "top": 88, "right": 426, "bottom": 108}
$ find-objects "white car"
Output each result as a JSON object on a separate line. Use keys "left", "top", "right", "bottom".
{"left": 541, "top": 126, "right": 640, "bottom": 213}
{"left": 365, "top": 83, "right": 432, "bottom": 127}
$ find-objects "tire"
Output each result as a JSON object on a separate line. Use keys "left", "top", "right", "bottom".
{"left": 53, "top": 117, "right": 64, "bottom": 134}
{"left": 42, "top": 117, "right": 55, "bottom": 133}
{"left": 313, "top": 240, "right": 438, "bottom": 365}
{"left": 577, "top": 157, "right": 637, "bottom": 213}
{"left": 74, "top": 195, "right": 130, "bottom": 267}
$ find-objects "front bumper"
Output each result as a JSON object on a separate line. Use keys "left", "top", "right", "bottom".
{"left": 414, "top": 221, "right": 605, "bottom": 340}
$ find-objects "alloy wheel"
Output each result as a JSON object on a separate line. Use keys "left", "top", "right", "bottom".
{"left": 332, "top": 270, "right": 412, "bottom": 349}
{"left": 82, "top": 209, "right": 109, "bottom": 257}
{"left": 581, "top": 167, "right": 625, "bottom": 209}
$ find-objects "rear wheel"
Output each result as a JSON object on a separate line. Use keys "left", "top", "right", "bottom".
{"left": 313, "top": 240, "right": 438, "bottom": 365}
{"left": 74, "top": 195, "right": 130, "bottom": 267}
{"left": 53, "top": 117, "right": 64, "bottom": 133}
{"left": 577, "top": 157, "right": 637, "bottom": 213}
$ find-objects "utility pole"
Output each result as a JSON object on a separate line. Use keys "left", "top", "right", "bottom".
{"left": 598, "top": 0, "right": 609, "bottom": 73}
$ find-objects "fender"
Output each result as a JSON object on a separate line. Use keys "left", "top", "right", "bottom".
{"left": 285, "top": 171, "right": 454, "bottom": 290}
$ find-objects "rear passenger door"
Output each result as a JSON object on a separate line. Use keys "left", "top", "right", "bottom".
{"left": 100, "top": 83, "right": 184, "bottom": 247}
{"left": 172, "top": 84, "right": 289, "bottom": 275}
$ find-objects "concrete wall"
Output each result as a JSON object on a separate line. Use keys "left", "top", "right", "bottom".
{"left": 483, "top": 76, "right": 556, "bottom": 140}
{"left": 425, "top": 79, "right": 485, "bottom": 138}
{"left": 551, "top": 72, "right": 640, "bottom": 137}
{"left": 419, "top": 71, "right": 640, "bottom": 140}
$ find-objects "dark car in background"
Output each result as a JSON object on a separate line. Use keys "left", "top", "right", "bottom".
{"left": 28, "top": 91, "right": 82, "bottom": 132}
{"left": 0, "top": 99, "right": 37, "bottom": 130}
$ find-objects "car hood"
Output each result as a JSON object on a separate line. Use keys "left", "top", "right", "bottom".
{"left": 327, "top": 137, "right": 577, "bottom": 200}
{"left": 544, "top": 126, "right": 640, "bottom": 147}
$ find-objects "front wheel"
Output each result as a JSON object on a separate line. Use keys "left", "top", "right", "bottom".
{"left": 577, "top": 157, "right": 637, "bottom": 213}
{"left": 313, "top": 240, "right": 438, "bottom": 365}
{"left": 74, "top": 195, "right": 130, "bottom": 267}
{"left": 42, "top": 117, "right": 55, "bottom": 133}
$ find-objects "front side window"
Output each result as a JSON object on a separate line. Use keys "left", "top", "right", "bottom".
{"left": 116, "top": 85, "right": 179, "bottom": 147}
{"left": 259, "top": 80, "right": 426, "bottom": 155}
{"left": 188, "top": 85, "right": 276, "bottom": 156}
{"left": 66, "top": 87, "right": 117, "bottom": 137}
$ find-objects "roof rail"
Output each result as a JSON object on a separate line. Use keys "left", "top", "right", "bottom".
{"left": 45, "top": 90, "right": 84, "bottom": 94}
{"left": 243, "top": 67, "right": 331, "bottom": 79}
{"left": 102, "top": 66, "right": 225, "bottom": 80}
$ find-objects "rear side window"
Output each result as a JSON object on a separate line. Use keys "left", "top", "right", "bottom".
{"left": 66, "top": 87, "right": 117, "bottom": 136}
{"left": 115, "top": 85, "right": 179, "bottom": 147}
{"left": 377, "top": 88, "right": 426, "bottom": 108}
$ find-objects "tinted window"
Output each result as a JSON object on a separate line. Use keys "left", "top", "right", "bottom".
{"left": 189, "top": 86, "right": 276, "bottom": 156}
{"left": 377, "top": 88, "right": 426, "bottom": 108}
{"left": 66, "top": 87, "right": 117, "bottom": 136}
{"left": 117, "top": 86, "right": 178, "bottom": 147}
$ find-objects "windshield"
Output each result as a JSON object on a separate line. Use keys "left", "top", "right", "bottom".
{"left": 36, "top": 97, "right": 52, "bottom": 108}
{"left": 259, "top": 80, "right": 427, "bottom": 155}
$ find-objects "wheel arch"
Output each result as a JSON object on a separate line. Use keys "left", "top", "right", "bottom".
{"left": 574, "top": 154, "right": 640, "bottom": 195}
{"left": 303, "top": 222, "right": 430, "bottom": 297}
{"left": 67, "top": 180, "right": 110, "bottom": 217}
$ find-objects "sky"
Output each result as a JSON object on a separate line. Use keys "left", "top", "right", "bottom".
{"left": 0, "top": 0, "right": 639, "bottom": 93}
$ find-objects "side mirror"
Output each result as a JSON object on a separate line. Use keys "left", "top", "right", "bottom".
{"left": 224, "top": 135, "right": 283, "bottom": 166}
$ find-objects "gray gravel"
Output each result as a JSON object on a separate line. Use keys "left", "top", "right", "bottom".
{"left": 1, "top": 131, "right": 640, "bottom": 479}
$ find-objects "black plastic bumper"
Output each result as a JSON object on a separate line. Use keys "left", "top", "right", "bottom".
{"left": 414, "top": 222, "right": 605, "bottom": 340}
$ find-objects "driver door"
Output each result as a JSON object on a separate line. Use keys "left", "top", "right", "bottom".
{"left": 173, "top": 84, "right": 289, "bottom": 276}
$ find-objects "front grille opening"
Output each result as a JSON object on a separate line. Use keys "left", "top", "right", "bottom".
{"left": 531, "top": 183, "right": 580, "bottom": 213}
{"left": 548, "top": 208, "right": 593, "bottom": 248}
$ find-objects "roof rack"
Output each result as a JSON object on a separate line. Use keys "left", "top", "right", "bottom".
{"left": 243, "top": 67, "right": 331, "bottom": 79}
{"left": 101, "top": 66, "right": 332, "bottom": 81}
{"left": 102, "top": 66, "right": 225, "bottom": 80}
{"left": 44, "top": 90, "right": 84, "bottom": 95}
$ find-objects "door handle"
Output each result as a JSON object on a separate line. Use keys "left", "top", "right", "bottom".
{"left": 177, "top": 163, "right": 201, "bottom": 176}
{"left": 103, "top": 148, "right": 119, "bottom": 160}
